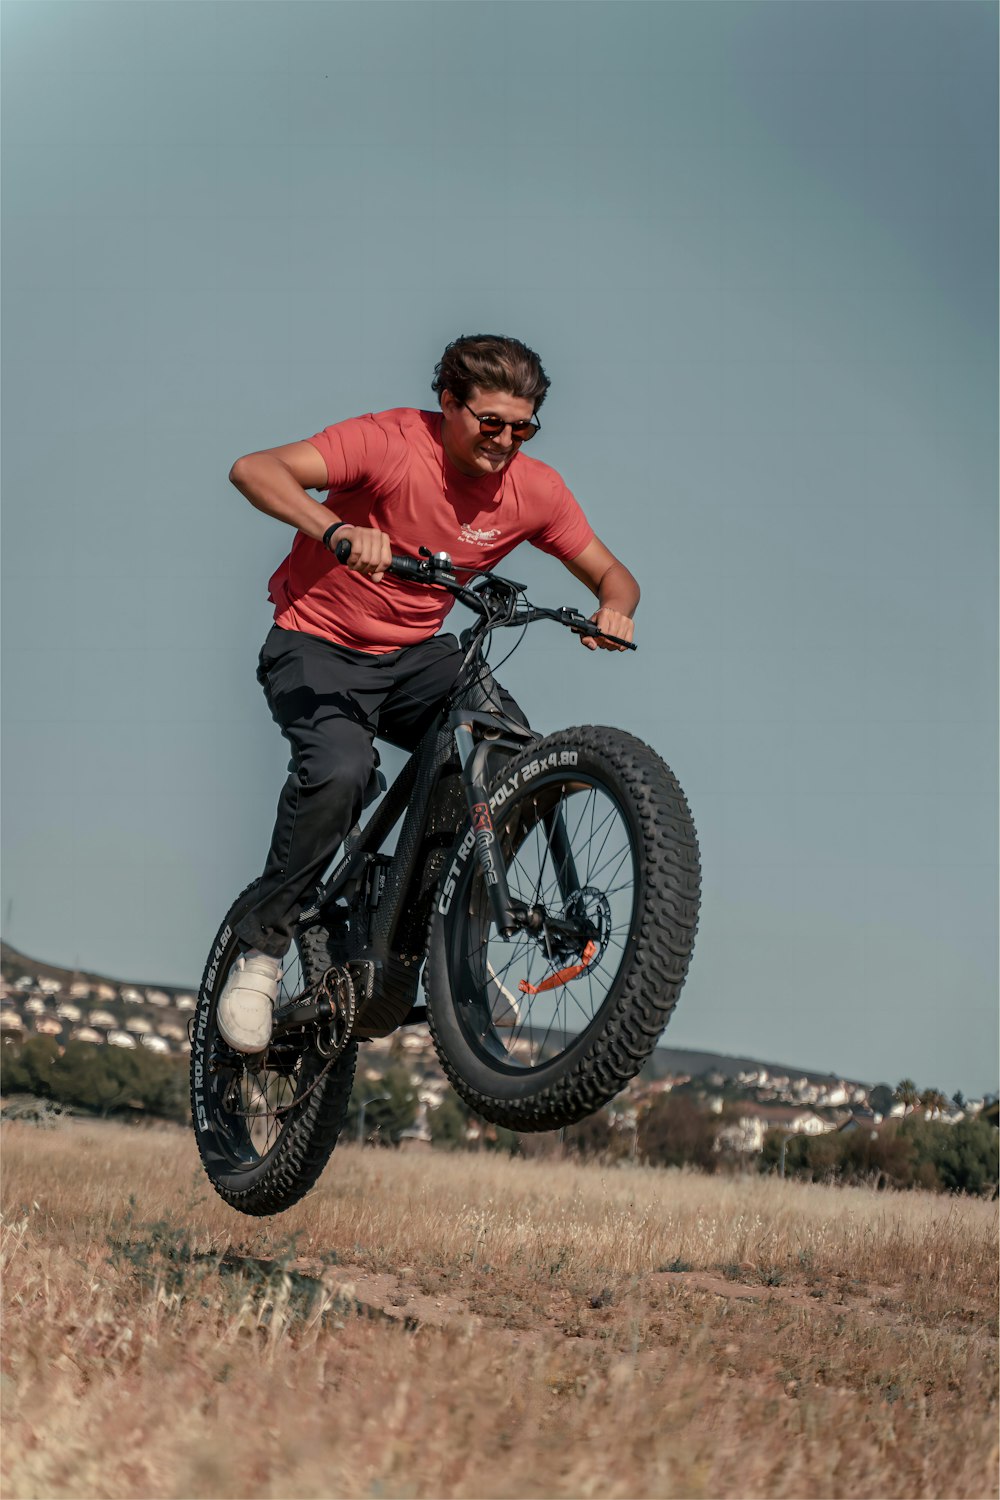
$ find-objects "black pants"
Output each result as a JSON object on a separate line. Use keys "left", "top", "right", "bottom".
{"left": 235, "top": 625, "right": 526, "bottom": 958}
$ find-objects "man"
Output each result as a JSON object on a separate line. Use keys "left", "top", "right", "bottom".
{"left": 217, "top": 334, "right": 639, "bottom": 1052}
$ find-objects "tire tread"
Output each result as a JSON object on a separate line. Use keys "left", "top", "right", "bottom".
{"left": 190, "top": 888, "right": 356, "bottom": 1217}
{"left": 426, "top": 726, "right": 700, "bottom": 1132}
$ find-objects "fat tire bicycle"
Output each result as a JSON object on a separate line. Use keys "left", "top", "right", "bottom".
{"left": 190, "top": 546, "right": 700, "bottom": 1215}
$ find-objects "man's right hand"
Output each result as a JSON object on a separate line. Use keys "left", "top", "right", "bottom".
{"left": 335, "top": 525, "right": 392, "bottom": 583}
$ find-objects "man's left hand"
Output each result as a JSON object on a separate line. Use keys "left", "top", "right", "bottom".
{"left": 582, "top": 608, "right": 634, "bottom": 651}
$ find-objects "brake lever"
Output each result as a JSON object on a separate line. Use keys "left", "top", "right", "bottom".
{"left": 557, "top": 606, "right": 638, "bottom": 651}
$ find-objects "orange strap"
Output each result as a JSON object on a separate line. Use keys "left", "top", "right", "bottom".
{"left": 518, "top": 941, "right": 597, "bottom": 995}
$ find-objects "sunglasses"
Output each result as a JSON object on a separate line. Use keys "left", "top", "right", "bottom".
{"left": 459, "top": 400, "right": 541, "bottom": 443}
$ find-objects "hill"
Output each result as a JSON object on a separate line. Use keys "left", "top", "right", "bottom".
{"left": 1, "top": 939, "right": 872, "bottom": 1089}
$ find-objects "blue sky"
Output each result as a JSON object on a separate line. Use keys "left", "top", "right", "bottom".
{"left": 2, "top": 1, "right": 997, "bottom": 1094}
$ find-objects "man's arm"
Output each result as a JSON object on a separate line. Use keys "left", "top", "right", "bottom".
{"left": 561, "top": 537, "right": 640, "bottom": 652}
{"left": 229, "top": 442, "right": 392, "bottom": 580}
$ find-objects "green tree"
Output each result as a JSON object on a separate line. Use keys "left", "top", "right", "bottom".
{"left": 0, "top": 1038, "right": 32, "bottom": 1093}
{"left": 919, "top": 1088, "right": 949, "bottom": 1119}
{"left": 869, "top": 1083, "right": 896, "bottom": 1117}
{"left": 348, "top": 1063, "right": 417, "bottom": 1145}
{"left": 762, "top": 1121, "right": 919, "bottom": 1189}
{"left": 50, "top": 1042, "right": 130, "bottom": 1115}
{"left": 564, "top": 1107, "right": 628, "bottom": 1162}
{"left": 902, "top": 1114, "right": 998, "bottom": 1195}
{"left": 837, "top": 1120, "right": 917, "bottom": 1188}
{"left": 1, "top": 1036, "right": 60, "bottom": 1098}
{"left": 1, "top": 1037, "right": 188, "bottom": 1122}
{"left": 894, "top": 1079, "right": 919, "bottom": 1115}
{"left": 637, "top": 1093, "right": 718, "bottom": 1172}
{"left": 428, "top": 1090, "right": 470, "bottom": 1149}
{"left": 478, "top": 1119, "right": 520, "bottom": 1156}
{"left": 934, "top": 1117, "right": 999, "bottom": 1195}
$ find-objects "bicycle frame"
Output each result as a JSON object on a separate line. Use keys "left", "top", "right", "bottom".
{"left": 298, "top": 654, "right": 537, "bottom": 1035}
{"left": 285, "top": 549, "right": 629, "bottom": 1038}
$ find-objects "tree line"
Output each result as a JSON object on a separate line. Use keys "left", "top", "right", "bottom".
{"left": 757, "top": 1112, "right": 998, "bottom": 1195}
{"left": 2, "top": 1036, "right": 188, "bottom": 1121}
{"left": 3, "top": 1039, "right": 995, "bottom": 1195}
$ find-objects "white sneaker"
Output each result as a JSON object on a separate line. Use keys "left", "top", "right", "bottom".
{"left": 486, "top": 960, "right": 521, "bottom": 1030}
{"left": 216, "top": 950, "right": 283, "bottom": 1053}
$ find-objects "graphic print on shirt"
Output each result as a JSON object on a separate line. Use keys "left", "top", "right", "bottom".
{"left": 458, "top": 524, "right": 502, "bottom": 548}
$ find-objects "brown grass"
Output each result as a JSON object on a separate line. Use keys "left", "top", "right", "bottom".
{"left": 1, "top": 1119, "right": 997, "bottom": 1499}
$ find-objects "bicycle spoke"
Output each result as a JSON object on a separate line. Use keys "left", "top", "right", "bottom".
{"left": 451, "top": 772, "right": 638, "bottom": 1074}
{"left": 584, "top": 840, "right": 632, "bottom": 892}
{"left": 582, "top": 808, "right": 621, "bottom": 887}
{"left": 585, "top": 789, "right": 598, "bottom": 878}
{"left": 567, "top": 983, "right": 597, "bottom": 1027}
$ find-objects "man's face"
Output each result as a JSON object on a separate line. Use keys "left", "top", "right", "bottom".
{"left": 440, "top": 386, "right": 537, "bottom": 478}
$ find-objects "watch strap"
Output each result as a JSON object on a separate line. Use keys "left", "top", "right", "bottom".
{"left": 322, "top": 520, "right": 350, "bottom": 552}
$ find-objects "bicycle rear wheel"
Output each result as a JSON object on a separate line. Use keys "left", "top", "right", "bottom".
{"left": 426, "top": 727, "right": 700, "bottom": 1132}
{"left": 190, "top": 883, "right": 356, "bottom": 1216}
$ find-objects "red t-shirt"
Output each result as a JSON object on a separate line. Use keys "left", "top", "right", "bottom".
{"left": 267, "top": 408, "right": 594, "bottom": 652}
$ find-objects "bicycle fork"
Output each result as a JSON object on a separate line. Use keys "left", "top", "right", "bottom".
{"left": 450, "top": 713, "right": 581, "bottom": 939}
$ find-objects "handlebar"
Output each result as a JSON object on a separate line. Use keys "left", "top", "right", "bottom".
{"left": 331, "top": 535, "right": 636, "bottom": 651}
{"left": 333, "top": 536, "right": 424, "bottom": 581}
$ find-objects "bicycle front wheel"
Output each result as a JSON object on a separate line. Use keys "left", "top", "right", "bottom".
{"left": 426, "top": 726, "right": 700, "bottom": 1132}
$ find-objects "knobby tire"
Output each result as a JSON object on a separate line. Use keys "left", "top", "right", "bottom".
{"left": 426, "top": 726, "right": 700, "bottom": 1132}
{"left": 190, "top": 882, "right": 356, "bottom": 1217}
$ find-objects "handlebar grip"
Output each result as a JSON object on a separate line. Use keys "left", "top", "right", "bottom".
{"left": 569, "top": 621, "right": 637, "bottom": 651}
{"left": 387, "top": 554, "right": 427, "bottom": 581}
{"left": 332, "top": 537, "right": 425, "bottom": 582}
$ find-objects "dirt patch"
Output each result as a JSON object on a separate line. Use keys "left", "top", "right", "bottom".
{"left": 653, "top": 1267, "right": 905, "bottom": 1314}
{"left": 217, "top": 1250, "right": 915, "bottom": 1348}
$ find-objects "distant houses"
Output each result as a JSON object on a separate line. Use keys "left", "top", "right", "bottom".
{"left": 1, "top": 969, "right": 194, "bottom": 1061}
{"left": 715, "top": 1103, "right": 835, "bottom": 1155}
{"left": 1, "top": 951, "right": 994, "bottom": 1149}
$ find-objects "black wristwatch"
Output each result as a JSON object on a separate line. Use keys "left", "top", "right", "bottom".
{"left": 322, "top": 520, "right": 351, "bottom": 552}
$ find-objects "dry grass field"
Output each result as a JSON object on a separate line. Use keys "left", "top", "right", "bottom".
{"left": 1, "top": 1119, "right": 997, "bottom": 1500}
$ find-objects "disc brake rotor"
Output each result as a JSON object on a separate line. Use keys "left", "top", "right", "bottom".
{"left": 563, "top": 885, "right": 612, "bottom": 967}
{"left": 516, "top": 887, "right": 613, "bottom": 996}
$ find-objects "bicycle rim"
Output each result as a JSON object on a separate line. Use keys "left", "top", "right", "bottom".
{"left": 450, "top": 773, "right": 639, "bottom": 1072}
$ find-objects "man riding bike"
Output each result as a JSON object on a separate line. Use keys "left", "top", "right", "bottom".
{"left": 217, "top": 333, "right": 640, "bottom": 1054}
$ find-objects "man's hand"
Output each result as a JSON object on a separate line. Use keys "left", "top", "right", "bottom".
{"left": 336, "top": 526, "right": 392, "bottom": 583}
{"left": 581, "top": 607, "right": 635, "bottom": 651}
{"left": 562, "top": 539, "right": 639, "bottom": 654}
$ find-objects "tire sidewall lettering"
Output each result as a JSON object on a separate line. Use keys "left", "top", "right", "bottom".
{"left": 194, "top": 923, "right": 233, "bottom": 1131}
{"left": 203, "top": 925, "right": 232, "bottom": 998}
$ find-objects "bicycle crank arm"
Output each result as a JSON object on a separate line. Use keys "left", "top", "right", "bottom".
{"left": 270, "top": 990, "right": 336, "bottom": 1039}
{"left": 271, "top": 965, "right": 357, "bottom": 1044}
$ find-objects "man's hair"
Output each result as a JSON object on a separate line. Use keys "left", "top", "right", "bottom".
{"left": 432, "top": 334, "right": 551, "bottom": 411}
